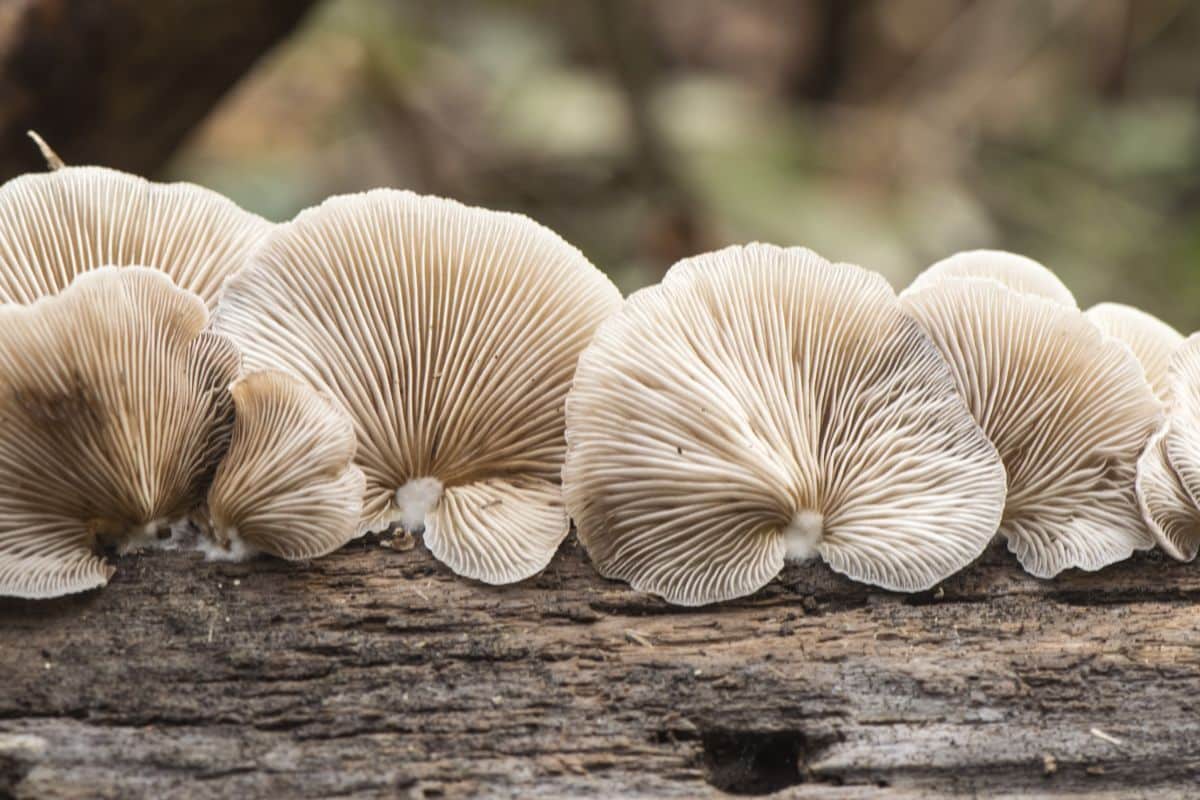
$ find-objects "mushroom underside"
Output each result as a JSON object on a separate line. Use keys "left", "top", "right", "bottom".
{"left": 373, "top": 475, "right": 568, "bottom": 585}
{"left": 1139, "top": 425, "right": 1200, "bottom": 562}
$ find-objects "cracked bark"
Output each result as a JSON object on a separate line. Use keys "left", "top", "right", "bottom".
{"left": 1, "top": 537, "right": 1199, "bottom": 798}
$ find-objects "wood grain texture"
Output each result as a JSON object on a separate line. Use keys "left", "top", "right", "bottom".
{"left": 1, "top": 535, "right": 1198, "bottom": 798}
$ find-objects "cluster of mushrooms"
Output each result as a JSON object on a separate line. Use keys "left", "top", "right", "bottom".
{"left": 1, "top": 137, "right": 1198, "bottom": 607}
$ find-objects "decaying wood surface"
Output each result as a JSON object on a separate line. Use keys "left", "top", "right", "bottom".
{"left": 1, "top": 534, "right": 1199, "bottom": 799}
{"left": 0, "top": 0, "right": 316, "bottom": 177}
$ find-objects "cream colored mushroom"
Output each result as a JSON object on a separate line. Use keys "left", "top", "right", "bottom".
{"left": 0, "top": 157, "right": 270, "bottom": 306}
{"left": 1164, "top": 333, "right": 1200, "bottom": 508}
{"left": 901, "top": 275, "right": 1160, "bottom": 577}
{"left": 1137, "top": 334, "right": 1200, "bottom": 561}
{"left": 1086, "top": 302, "right": 1182, "bottom": 403}
{"left": 204, "top": 371, "right": 365, "bottom": 561}
{"left": 902, "top": 249, "right": 1076, "bottom": 307}
{"left": 0, "top": 268, "right": 240, "bottom": 598}
{"left": 1137, "top": 421, "right": 1200, "bottom": 562}
{"left": 563, "top": 243, "right": 1006, "bottom": 605}
{"left": 212, "top": 189, "right": 622, "bottom": 584}
{"left": 1088, "top": 306, "right": 1194, "bottom": 561}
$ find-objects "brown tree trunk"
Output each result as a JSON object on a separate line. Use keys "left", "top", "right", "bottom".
{"left": 0, "top": 0, "right": 316, "bottom": 179}
{"left": 1, "top": 535, "right": 1198, "bottom": 798}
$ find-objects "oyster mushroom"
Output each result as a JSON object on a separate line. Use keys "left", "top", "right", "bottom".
{"left": 1162, "top": 334, "right": 1200, "bottom": 523}
{"left": 212, "top": 189, "right": 622, "bottom": 584}
{"left": 204, "top": 371, "right": 366, "bottom": 562}
{"left": 1086, "top": 302, "right": 1183, "bottom": 404}
{"left": 563, "top": 243, "right": 1006, "bottom": 605}
{"left": 0, "top": 268, "right": 239, "bottom": 598}
{"left": 902, "top": 249, "right": 1076, "bottom": 307}
{"left": 1137, "top": 420, "right": 1200, "bottom": 562}
{"left": 1084, "top": 305, "right": 1195, "bottom": 561}
{"left": 901, "top": 272, "right": 1160, "bottom": 577}
{"left": 0, "top": 150, "right": 270, "bottom": 306}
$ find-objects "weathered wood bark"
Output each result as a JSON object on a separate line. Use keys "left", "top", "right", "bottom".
{"left": 0, "top": 0, "right": 316, "bottom": 178}
{"left": 1, "top": 536, "right": 1198, "bottom": 798}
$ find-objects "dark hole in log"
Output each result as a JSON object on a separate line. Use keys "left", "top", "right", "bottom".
{"left": 700, "top": 729, "right": 807, "bottom": 795}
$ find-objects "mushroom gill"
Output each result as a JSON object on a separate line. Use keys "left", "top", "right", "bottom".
{"left": 901, "top": 249, "right": 1077, "bottom": 308}
{"left": 0, "top": 268, "right": 240, "bottom": 598}
{"left": 0, "top": 159, "right": 270, "bottom": 307}
{"left": 212, "top": 189, "right": 622, "bottom": 584}
{"left": 901, "top": 268, "right": 1161, "bottom": 578}
{"left": 564, "top": 243, "right": 1006, "bottom": 605}
{"left": 205, "top": 370, "right": 365, "bottom": 562}
{"left": 1086, "top": 302, "right": 1183, "bottom": 404}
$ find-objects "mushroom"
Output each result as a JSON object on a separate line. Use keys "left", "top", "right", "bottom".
{"left": 212, "top": 189, "right": 622, "bottom": 584}
{"left": 204, "top": 371, "right": 365, "bottom": 561}
{"left": 1084, "top": 306, "right": 1194, "bottom": 560}
{"left": 563, "top": 243, "right": 1006, "bottom": 605}
{"left": 1085, "top": 302, "right": 1182, "bottom": 403}
{"left": 901, "top": 274, "right": 1160, "bottom": 577}
{"left": 0, "top": 267, "right": 240, "bottom": 598}
{"left": 1163, "top": 333, "right": 1200, "bottom": 515}
{"left": 0, "top": 147, "right": 270, "bottom": 306}
{"left": 1137, "top": 421, "right": 1200, "bottom": 562}
{"left": 902, "top": 249, "right": 1076, "bottom": 307}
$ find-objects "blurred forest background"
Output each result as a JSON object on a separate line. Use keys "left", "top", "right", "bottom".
{"left": 2, "top": 0, "right": 1198, "bottom": 326}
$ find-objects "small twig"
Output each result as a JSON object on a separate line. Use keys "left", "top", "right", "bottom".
{"left": 624, "top": 629, "right": 654, "bottom": 648}
{"left": 1090, "top": 727, "right": 1125, "bottom": 747}
{"left": 26, "top": 131, "right": 65, "bottom": 170}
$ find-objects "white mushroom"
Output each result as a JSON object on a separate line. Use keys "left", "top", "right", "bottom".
{"left": 1084, "top": 305, "right": 1195, "bottom": 561}
{"left": 205, "top": 371, "right": 365, "bottom": 562}
{"left": 0, "top": 268, "right": 240, "bottom": 598}
{"left": 1164, "top": 334, "right": 1200, "bottom": 517}
{"left": 0, "top": 162, "right": 270, "bottom": 306}
{"left": 901, "top": 274, "right": 1160, "bottom": 577}
{"left": 902, "top": 249, "right": 1076, "bottom": 307}
{"left": 563, "top": 243, "right": 1006, "bottom": 605}
{"left": 1137, "top": 421, "right": 1200, "bottom": 562}
{"left": 1085, "top": 302, "right": 1182, "bottom": 403}
{"left": 212, "top": 189, "right": 622, "bottom": 584}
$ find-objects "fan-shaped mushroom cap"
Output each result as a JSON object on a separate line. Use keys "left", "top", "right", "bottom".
{"left": 0, "top": 165, "right": 271, "bottom": 306}
{"left": 902, "top": 249, "right": 1076, "bottom": 307}
{"left": 1137, "top": 421, "right": 1200, "bottom": 562}
{"left": 205, "top": 371, "right": 365, "bottom": 561}
{"left": 1164, "top": 334, "right": 1200, "bottom": 511}
{"left": 212, "top": 189, "right": 622, "bottom": 584}
{"left": 0, "top": 268, "right": 240, "bottom": 598}
{"left": 1086, "top": 302, "right": 1182, "bottom": 403}
{"left": 563, "top": 243, "right": 1006, "bottom": 605}
{"left": 901, "top": 277, "right": 1160, "bottom": 577}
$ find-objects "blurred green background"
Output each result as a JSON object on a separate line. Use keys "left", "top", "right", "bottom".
{"left": 160, "top": 0, "right": 1199, "bottom": 326}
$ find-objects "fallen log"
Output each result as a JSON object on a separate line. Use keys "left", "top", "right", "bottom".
{"left": 1, "top": 536, "right": 1198, "bottom": 798}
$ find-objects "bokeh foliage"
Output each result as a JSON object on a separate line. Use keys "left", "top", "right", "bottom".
{"left": 169, "top": 0, "right": 1200, "bottom": 328}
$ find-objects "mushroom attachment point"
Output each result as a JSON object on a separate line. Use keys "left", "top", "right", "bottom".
{"left": 0, "top": 268, "right": 240, "bottom": 598}
{"left": 563, "top": 243, "right": 1006, "bottom": 605}
{"left": 205, "top": 371, "right": 366, "bottom": 562}
{"left": 1086, "top": 302, "right": 1182, "bottom": 404}
{"left": 0, "top": 163, "right": 271, "bottom": 306}
{"left": 901, "top": 249, "right": 1076, "bottom": 308}
{"left": 901, "top": 274, "right": 1161, "bottom": 578}
{"left": 212, "top": 189, "right": 622, "bottom": 584}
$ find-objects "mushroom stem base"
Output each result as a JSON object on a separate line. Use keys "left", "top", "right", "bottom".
{"left": 394, "top": 477, "right": 445, "bottom": 532}
{"left": 110, "top": 518, "right": 186, "bottom": 554}
{"left": 199, "top": 527, "right": 259, "bottom": 562}
{"left": 783, "top": 509, "right": 824, "bottom": 562}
